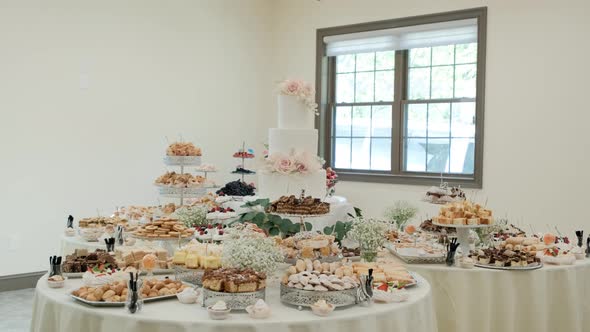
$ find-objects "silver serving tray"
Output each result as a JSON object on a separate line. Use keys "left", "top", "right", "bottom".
{"left": 70, "top": 292, "right": 177, "bottom": 307}
{"left": 384, "top": 243, "right": 446, "bottom": 264}
{"left": 172, "top": 265, "right": 204, "bottom": 286}
{"left": 202, "top": 288, "right": 266, "bottom": 310}
{"left": 283, "top": 255, "right": 360, "bottom": 265}
{"left": 474, "top": 262, "right": 543, "bottom": 271}
{"left": 279, "top": 283, "right": 359, "bottom": 308}
{"left": 63, "top": 269, "right": 173, "bottom": 279}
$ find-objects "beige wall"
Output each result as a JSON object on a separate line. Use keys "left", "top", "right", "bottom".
{"left": 0, "top": 0, "right": 274, "bottom": 275}
{"left": 270, "top": 0, "right": 590, "bottom": 231}
{"left": 2, "top": 0, "right": 589, "bottom": 274}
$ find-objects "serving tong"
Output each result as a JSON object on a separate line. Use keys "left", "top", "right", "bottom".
{"left": 575, "top": 230, "right": 584, "bottom": 248}
{"left": 104, "top": 237, "right": 116, "bottom": 252}
{"left": 446, "top": 238, "right": 460, "bottom": 266}
{"left": 115, "top": 225, "right": 125, "bottom": 246}
{"left": 357, "top": 268, "right": 373, "bottom": 305}
{"left": 49, "top": 255, "right": 62, "bottom": 277}
{"left": 127, "top": 272, "right": 142, "bottom": 314}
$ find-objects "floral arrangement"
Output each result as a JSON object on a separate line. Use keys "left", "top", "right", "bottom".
{"left": 346, "top": 217, "right": 389, "bottom": 259}
{"left": 221, "top": 236, "right": 284, "bottom": 275}
{"left": 384, "top": 201, "right": 418, "bottom": 230}
{"left": 265, "top": 151, "right": 323, "bottom": 175}
{"left": 174, "top": 205, "right": 208, "bottom": 228}
{"left": 325, "top": 167, "right": 338, "bottom": 196}
{"left": 277, "top": 79, "right": 319, "bottom": 115}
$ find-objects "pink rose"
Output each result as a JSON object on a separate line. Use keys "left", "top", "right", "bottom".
{"left": 275, "top": 157, "right": 295, "bottom": 174}
{"left": 294, "top": 161, "right": 309, "bottom": 174}
{"left": 284, "top": 80, "right": 301, "bottom": 94}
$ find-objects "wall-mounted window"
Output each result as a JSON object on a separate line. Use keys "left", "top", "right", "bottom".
{"left": 316, "top": 7, "right": 487, "bottom": 187}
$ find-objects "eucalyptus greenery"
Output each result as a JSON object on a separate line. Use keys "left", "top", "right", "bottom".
{"left": 384, "top": 201, "right": 418, "bottom": 230}
{"left": 322, "top": 207, "right": 362, "bottom": 244}
{"left": 232, "top": 199, "right": 311, "bottom": 237}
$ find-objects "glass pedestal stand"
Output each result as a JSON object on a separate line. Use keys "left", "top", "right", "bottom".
{"left": 432, "top": 222, "right": 491, "bottom": 255}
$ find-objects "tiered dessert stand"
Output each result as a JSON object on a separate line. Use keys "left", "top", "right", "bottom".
{"left": 231, "top": 141, "right": 256, "bottom": 182}
{"left": 159, "top": 154, "right": 218, "bottom": 205}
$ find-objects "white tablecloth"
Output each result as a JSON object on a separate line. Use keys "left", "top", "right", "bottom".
{"left": 401, "top": 258, "right": 590, "bottom": 332}
{"left": 60, "top": 234, "right": 107, "bottom": 256}
{"left": 31, "top": 274, "right": 436, "bottom": 332}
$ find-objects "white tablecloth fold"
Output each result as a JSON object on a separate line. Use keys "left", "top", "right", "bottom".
{"left": 406, "top": 259, "right": 590, "bottom": 332}
{"left": 31, "top": 274, "right": 437, "bottom": 332}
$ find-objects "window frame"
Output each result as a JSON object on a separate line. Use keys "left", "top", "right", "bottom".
{"left": 315, "top": 7, "right": 487, "bottom": 188}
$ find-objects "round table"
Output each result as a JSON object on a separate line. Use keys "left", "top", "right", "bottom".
{"left": 31, "top": 274, "right": 437, "bottom": 332}
{"left": 399, "top": 258, "right": 590, "bottom": 332}
{"left": 60, "top": 234, "right": 107, "bottom": 256}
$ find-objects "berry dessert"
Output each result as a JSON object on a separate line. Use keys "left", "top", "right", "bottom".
{"left": 233, "top": 151, "right": 255, "bottom": 158}
{"left": 206, "top": 207, "right": 238, "bottom": 220}
{"left": 216, "top": 180, "right": 256, "bottom": 196}
{"left": 195, "top": 223, "right": 227, "bottom": 242}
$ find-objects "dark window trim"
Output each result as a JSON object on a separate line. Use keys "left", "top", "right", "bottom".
{"left": 315, "top": 7, "right": 487, "bottom": 189}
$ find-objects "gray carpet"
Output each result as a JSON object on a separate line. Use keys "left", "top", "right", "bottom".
{"left": 0, "top": 288, "right": 34, "bottom": 332}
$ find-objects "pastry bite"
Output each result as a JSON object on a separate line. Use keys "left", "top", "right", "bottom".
{"left": 166, "top": 142, "right": 202, "bottom": 157}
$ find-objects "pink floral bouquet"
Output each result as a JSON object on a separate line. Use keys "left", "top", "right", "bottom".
{"left": 277, "top": 79, "right": 319, "bottom": 115}
{"left": 265, "top": 151, "right": 322, "bottom": 175}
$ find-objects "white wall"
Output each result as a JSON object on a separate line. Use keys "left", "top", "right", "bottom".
{"left": 270, "top": 0, "right": 590, "bottom": 231}
{"left": 0, "top": 0, "right": 274, "bottom": 275}
{"left": 2, "top": 0, "right": 589, "bottom": 275}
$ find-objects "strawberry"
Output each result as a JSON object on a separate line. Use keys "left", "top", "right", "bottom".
{"left": 218, "top": 230, "right": 224, "bottom": 235}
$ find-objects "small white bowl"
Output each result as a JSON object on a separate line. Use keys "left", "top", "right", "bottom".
{"left": 310, "top": 303, "right": 335, "bottom": 317}
{"left": 47, "top": 278, "right": 65, "bottom": 289}
{"left": 207, "top": 306, "right": 231, "bottom": 320}
{"left": 176, "top": 288, "right": 200, "bottom": 304}
{"left": 245, "top": 303, "right": 271, "bottom": 319}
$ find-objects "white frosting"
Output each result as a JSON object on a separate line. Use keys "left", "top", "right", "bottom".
{"left": 258, "top": 169, "right": 327, "bottom": 201}
{"left": 278, "top": 95, "right": 315, "bottom": 129}
{"left": 268, "top": 128, "right": 318, "bottom": 155}
{"left": 211, "top": 301, "right": 228, "bottom": 311}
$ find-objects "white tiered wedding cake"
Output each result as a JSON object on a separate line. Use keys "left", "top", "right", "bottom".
{"left": 258, "top": 80, "right": 326, "bottom": 200}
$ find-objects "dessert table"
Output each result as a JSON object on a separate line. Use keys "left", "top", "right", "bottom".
{"left": 60, "top": 234, "right": 107, "bottom": 256}
{"left": 31, "top": 273, "right": 437, "bottom": 332}
{"left": 396, "top": 257, "right": 590, "bottom": 332}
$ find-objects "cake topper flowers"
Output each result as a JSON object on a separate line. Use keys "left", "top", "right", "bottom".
{"left": 277, "top": 79, "right": 319, "bottom": 115}
{"left": 265, "top": 151, "right": 323, "bottom": 175}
